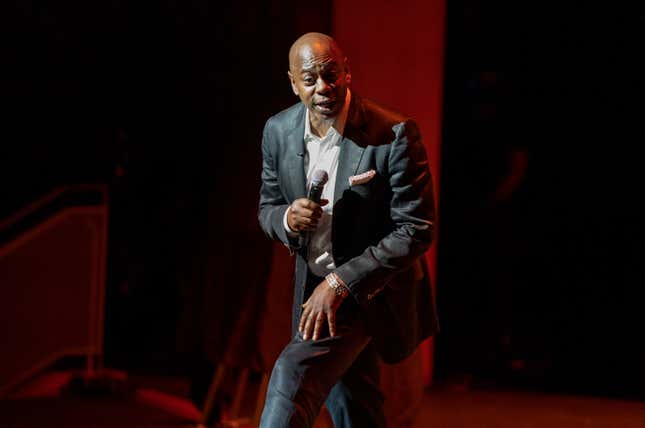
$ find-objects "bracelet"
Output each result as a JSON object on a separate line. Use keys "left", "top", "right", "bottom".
{"left": 326, "top": 273, "right": 349, "bottom": 299}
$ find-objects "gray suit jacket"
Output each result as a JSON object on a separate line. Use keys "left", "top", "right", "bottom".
{"left": 258, "top": 94, "right": 439, "bottom": 364}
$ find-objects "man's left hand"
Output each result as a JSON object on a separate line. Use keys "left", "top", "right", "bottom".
{"left": 299, "top": 280, "right": 345, "bottom": 340}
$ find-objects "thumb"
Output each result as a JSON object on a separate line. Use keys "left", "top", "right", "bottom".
{"left": 319, "top": 198, "right": 329, "bottom": 206}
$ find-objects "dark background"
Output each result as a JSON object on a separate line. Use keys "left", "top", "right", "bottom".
{"left": 437, "top": 0, "right": 645, "bottom": 397}
{"left": 1, "top": 0, "right": 643, "bottom": 398}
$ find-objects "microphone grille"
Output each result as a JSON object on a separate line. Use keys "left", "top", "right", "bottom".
{"left": 311, "top": 169, "right": 329, "bottom": 186}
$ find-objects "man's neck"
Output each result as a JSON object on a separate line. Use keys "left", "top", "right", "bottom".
{"left": 309, "top": 115, "right": 335, "bottom": 138}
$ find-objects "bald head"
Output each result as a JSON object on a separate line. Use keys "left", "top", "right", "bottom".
{"left": 287, "top": 32, "right": 351, "bottom": 122}
{"left": 288, "top": 32, "right": 346, "bottom": 73}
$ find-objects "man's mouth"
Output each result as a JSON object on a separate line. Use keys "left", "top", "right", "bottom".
{"left": 314, "top": 100, "right": 336, "bottom": 111}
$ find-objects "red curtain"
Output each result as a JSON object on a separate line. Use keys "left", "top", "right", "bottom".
{"left": 332, "top": 0, "right": 446, "bottom": 386}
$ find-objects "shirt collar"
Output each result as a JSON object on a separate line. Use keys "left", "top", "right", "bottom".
{"left": 304, "top": 89, "right": 352, "bottom": 143}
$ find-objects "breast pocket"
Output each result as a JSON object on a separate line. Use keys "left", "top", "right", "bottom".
{"left": 349, "top": 182, "right": 372, "bottom": 199}
{"left": 350, "top": 171, "right": 391, "bottom": 206}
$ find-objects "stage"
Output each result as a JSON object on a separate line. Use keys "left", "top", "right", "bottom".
{"left": 2, "top": 373, "right": 644, "bottom": 428}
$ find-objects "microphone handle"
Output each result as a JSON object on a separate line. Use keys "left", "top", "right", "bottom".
{"left": 308, "top": 184, "right": 324, "bottom": 204}
{"left": 301, "top": 183, "right": 324, "bottom": 246}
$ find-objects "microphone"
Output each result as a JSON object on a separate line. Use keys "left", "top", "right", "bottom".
{"left": 307, "top": 170, "right": 328, "bottom": 204}
{"left": 300, "top": 170, "right": 328, "bottom": 247}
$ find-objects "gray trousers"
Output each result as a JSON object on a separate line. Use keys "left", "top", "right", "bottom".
{"left": 259, "top": 275, "right": 386, "bottom": 428}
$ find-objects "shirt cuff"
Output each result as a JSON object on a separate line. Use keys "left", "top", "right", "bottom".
{"left": 283, "top": 206, "right": 299, "bottom": 237}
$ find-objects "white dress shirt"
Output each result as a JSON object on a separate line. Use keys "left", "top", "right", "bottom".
{"left": 283, "top": 90, "right": 352, "bottom": 277}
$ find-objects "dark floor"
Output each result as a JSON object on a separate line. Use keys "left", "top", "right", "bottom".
{"left": 2, "top": 372, "right": 645, "bottom": 427}
{"left": 0, "top": 396, "right": 194, "bottom": 428}
{"left": 416, "top": 387, "right": 645, "bottom": 428}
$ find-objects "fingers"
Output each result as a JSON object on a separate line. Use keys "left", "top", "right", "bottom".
{"left": 312, "top": 312, "right": 326, "bottom": 341}
{"left": 296, "top": 207, "right": 319, "bottom": 219}
{"left": 290, "top": 199, "right": 324, "bottom": 231}
{"left": 302, "top": 312, "right": 316, "bottom": 341}
{"left": 327, "top": 309, "right": 336, "bottom": 338}
{"left": 301, "top": 310, "right": 336, "bottom": 340}
{"left": 299, "top": 303, "right": 327, "bottom": 341}
{"left": 298, "top": 214, "right": 319, "bottom": 229}
{"left": 299, "top": 281, "right": 341, "bottom": 341}
{"left": 298, "top": 303, "right": 310, "bottom": 333}
{"left": 296, "top": 198, "right": 323, "bottom": 210}
{"left": 293, "top": 199, "right": 323, "bottom": 217}
{"left": 293, "top": 198, "right": 322, "bottom": 212}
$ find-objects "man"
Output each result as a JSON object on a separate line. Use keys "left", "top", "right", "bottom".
{"left": 258, "top": 32, "right": 438, "bottom": 427}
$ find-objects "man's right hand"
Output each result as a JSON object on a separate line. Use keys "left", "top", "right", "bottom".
{"left": 287, "top": 198, "right": 328, "bottom": 232}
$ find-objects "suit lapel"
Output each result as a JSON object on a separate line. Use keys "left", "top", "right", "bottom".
{"left": 334, "top": 95, "right": 367, "bottom": 205}
{"left": 283, "top": 105, "right": 307, "bottom": 201}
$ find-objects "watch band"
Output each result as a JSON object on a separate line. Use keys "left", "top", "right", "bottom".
{"left": 325, "top": 273, "right": 349, "bottom": 299}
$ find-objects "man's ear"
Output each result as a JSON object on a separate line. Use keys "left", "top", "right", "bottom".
{"left": 344, "top": 58, "right": 352, "bottom": 85}
{"left": 287, "top": 71, "right": 299, "bottom": 96}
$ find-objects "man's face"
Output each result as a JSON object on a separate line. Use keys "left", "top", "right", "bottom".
{"left": 288, "top": 43, "right": 351, "bottom": 120}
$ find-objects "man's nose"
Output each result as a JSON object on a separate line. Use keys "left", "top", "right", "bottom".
{"left": 315, "top": 77, "right": 332, "bottom": 94}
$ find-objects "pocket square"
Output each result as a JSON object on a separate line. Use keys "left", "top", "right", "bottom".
{"left": 348, "top": 169, "right": 376, "bottom": 186}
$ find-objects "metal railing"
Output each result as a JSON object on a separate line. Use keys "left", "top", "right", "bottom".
{"left": 0, "top": 184, "right": 109, "bottom": 397}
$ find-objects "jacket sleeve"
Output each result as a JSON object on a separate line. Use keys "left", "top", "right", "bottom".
{"left": 333, "top": 119, "right": 435, "bottom": 307}
{"left": 258, "top": 120, "right": 300, "bottom": 251}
